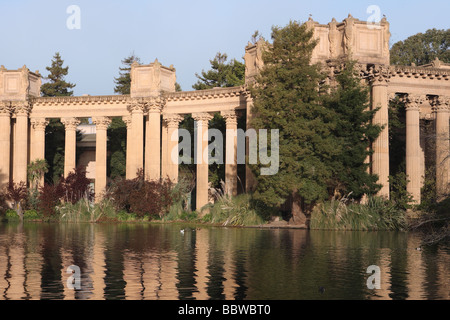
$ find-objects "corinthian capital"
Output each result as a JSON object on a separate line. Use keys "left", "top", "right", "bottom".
{"left": 163, "top": 113, "right": 183, "bottom": 128}
{"left": 0, "top": 101, "right": 11, "bottom": 115}
{"left": 405, "top": 94, "right": 425, "bottom": 111}
{"left": 12, "top": 101, "right": 32, "bottom": 116}
{"left": 368, "top": 64, "right": 391, "bottom": 85}
{"left": 221, "top": 110, "right": 238, "bottom": 125}
{"left": 192, "top": 112, "right": 213, "bottom": 124}
{"left": 436, "top": 96, "right": 450, "bottom": 112}
{"left": 146, "top": 96, "right": 166, "bottom": 113}
{"left": 30, "top": 118, "right": 49, "bottom": 131}
{"left": 127, "top": 99, "right": 147, "bottom": 113}
{"left": 61, "top": 117, "right": 81, "bottom": 130}
{"left": 92, "top": 117, "right": 112, "bottom": 130}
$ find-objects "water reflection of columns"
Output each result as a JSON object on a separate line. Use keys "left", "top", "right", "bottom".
{"left": 193, "top": 228, "right": 209, "bottom": 300}
{"left": 91, "top": 226, "right": 106, "bottom": 300}
{"left": 7, "top": 233, "right": 26, "bottom": 300}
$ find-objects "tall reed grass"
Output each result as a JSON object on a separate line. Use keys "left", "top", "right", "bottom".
{"left": 310, "top": 195, "right": 408, "bottom": 231}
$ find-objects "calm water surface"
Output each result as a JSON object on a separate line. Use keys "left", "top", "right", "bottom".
{"left": 0, "top": 222, "right": 448, "bottom": 300}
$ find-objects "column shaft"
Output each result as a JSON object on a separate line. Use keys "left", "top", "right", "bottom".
{"left": 371, "top": 83, "right": 390, "bottom": 198}
{"left": 145, "top": 111, "right": 161, "bottom": 181}
{"left": 62, "top": 118, "right": 80, "bottom": 177}
{"left": 406, "top": 105, "right": 421, "bottom": 203}
{"left": 193, "top": 113, "right": 213, "bottom": 211}
{"left": 245, "top": 96, "right": 257, "bottom": 192}
{"left": 13, "top": 105, "right": 30, "bottom": 184}
{"left": 128, "top": 104, "right": 145, "bottom": 179}
{"left": 123, "top": 116, "right": 133, "bottom": 180}
{"left": 164, "top": 114, "right": 183, "bottom": 183}
{"left": 93, "top": 117, "right": 111, "bottom": 202}
{"left": 161, "top": 120, "right": 168, "bottom": 179}
{"left": 0, "top": 104, "right": 11, "bottom": 187}
{"left": 222, "top": 110, "right": 238, "bottom": 196}
{"left": 435, "top": 101, "right": 450, "bottom": 198}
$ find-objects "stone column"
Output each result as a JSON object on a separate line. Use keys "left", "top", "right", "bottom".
{"left": 30, "top": 118, "right": 49, "bottom": 187}
{"left": 245, "top": 94, "right": 257, "bottom": 193}
{"left": 13, "top": 102, "right": 31, "bottom": 184}
{"left": 193, "top": 113, "right": 213, "bottom": 211}
{"left": 122, "top": 116, "right": 132, "bottom": 180}
{"left": 221, "top": 110, "right": 238, "bottom": 196}
{"left": 405, "top": 95, "right": 424, "bottom": 204}
{"left": 61, "top": 117, "right": 80, "bottom": 177}
{"left": 92, "top": 117, "right": 111, "bottom": 202}
{"left": 370, "top": 65, "right": 390, "bottom": 199}
{"left": 161, "top": 119, "right": 169, "bottom": 179}
{"left": 145, "top": 101, "right": 163, "bottom": 181}
{"left": 163, "top": 114, "right": 183, "bottom": 183}
{"left": 0, "top": 102, "right": 11, "bottom": 187}
{"left": 127, "top": 101, "right": 146, "bottom": 179}
{"left": 435, "top": 96, "right": 450, "bottom": 198}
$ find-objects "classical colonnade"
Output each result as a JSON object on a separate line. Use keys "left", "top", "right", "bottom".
{"left": 1, "top": 16, "right": 449, "bottom": 211}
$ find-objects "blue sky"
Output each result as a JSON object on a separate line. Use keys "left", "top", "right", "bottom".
{"left": 0, "top": 0, "right": 448, "bottom": 96}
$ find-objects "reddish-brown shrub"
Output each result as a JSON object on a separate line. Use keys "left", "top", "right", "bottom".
{"left": 108, "top": 169, "right": 176, "bottom": 218}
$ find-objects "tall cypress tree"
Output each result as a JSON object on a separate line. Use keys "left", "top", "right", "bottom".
{"left": 250, "top": 21, "right": 338, "bottom": 224}
{"left": 41, "top": 52, "right": 76, "bottom": 183}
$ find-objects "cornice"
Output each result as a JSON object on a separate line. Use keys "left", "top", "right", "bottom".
{"left": 31, "top": 94, "right": 131, "bottom": 106}
{"left": 389, "top": 65, "right": 450, "bottom": 80}
{"left": 164, "top": 86, "right": 244, "bottom": 102}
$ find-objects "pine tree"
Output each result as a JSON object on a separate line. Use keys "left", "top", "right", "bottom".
{"left": 114, "top": 53, "right": 141, "bottom": 95}
{"left": 250, "top": 21, "right": 338, "bottom": 224}
{"left": 40, "top": 52, "right": 76, "bottom": 97}
{"left": 192, "top": 52, "right": 245, "bottom": 90}
{"left": 323, "top": 61, "right": 382, "bottom": 199}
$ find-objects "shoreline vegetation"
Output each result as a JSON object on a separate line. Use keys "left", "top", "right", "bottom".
{"left": 1, "top": 178, "right": 448, "bottom": 247}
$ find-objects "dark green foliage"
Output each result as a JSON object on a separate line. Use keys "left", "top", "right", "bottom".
{"left": 389, "top": 170, "right": 413, "bottom": 211}
{"left": 44, "top": 119, "right": 65, "bottom": 183}
{"left": 250, "top": 20, "right": 336, "bottom": 211}
{"left": 114, "top": 53, "right": 140, "bottom": 94}
{"left": 40, "top": 52, "right": 76, "bottom": 97}
{"left": 324, "top": 61, "right": 382, "bottom": 199}
{"left": 108, "top": 117, "right": 127, "bottom": 179}
{"left": 390, "top": 29, "right": 450, "bottom": 66}
{"left": 192, "top": 52, "right": 245, "bottom": 90}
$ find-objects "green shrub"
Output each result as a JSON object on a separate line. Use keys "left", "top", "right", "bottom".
{"left": 5, "top": 209, "right": 19, "bottom": 220}
{"left": 24, "top": 209, "right": 40, "bottom": 220}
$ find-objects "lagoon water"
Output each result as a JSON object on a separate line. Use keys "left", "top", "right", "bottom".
{"left": 0, "top": 222, "right": 448, "bottom": 300}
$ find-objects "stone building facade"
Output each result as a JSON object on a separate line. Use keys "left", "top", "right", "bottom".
{"left": 0, "top": 15, "right": 449, "bottom": 209}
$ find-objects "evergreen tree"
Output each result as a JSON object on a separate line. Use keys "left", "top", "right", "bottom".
{"left": 250, "top": 21, "right": 338, "bottom": 224}
{"left": 41, "top": 52, "right": 76, "bottom": 183}
{"left": 323, "top": 61, "right": 382, "bottom": 199}
{"left": 40, "top": 52, "right": 76, "bottom": 97}
{"left": 192, "top": 52, "right": 245, "bottom": 90}
{"left": 114, "top": 53, "right": 141, "bottom": 95}
{"left": 390, "top": 28, "right": 449, "bottom": 66}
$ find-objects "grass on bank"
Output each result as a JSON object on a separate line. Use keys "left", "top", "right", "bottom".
{"left": 310, "top": 195, "right": 408, "bottom": 231}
